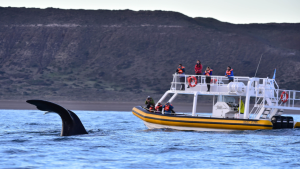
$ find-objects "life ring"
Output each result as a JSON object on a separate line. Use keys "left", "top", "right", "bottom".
{"left": 188, "top": 76, "right": 197, "bottom": 87}
{"left": 280, "top": 91, "right": 289, "bottom": 103}
{"left": 210, "top": 79, "right": 217, "bottom": 84}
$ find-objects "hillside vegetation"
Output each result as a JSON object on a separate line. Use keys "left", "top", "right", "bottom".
{"left": 0, "top": 7, "right": 299, "bottom": 102}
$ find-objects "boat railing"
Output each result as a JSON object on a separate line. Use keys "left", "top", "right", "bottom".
{"left": 261, "top": 87, "right": 300, "bottom": 109}
{"left": 248, "top": 87, "right": 300, "bottom": 119}
{"left": 249, "top": 98, "right": 264, "bottom": 119}
{"left": 170, "top": 74, "right": 250, "bottom": 92}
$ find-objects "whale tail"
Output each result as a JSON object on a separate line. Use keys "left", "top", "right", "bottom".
{"left": 26, "top": 100, "right": 88, "bottom": 136}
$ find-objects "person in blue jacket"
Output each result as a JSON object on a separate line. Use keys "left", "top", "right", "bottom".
{"left": 163, "top": 102, "right": 174, "bottom": 114}
{"left": 225, "top": 66, "right": 234, "bottom": 83}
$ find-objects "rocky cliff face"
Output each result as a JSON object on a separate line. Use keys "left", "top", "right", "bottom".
{"left": 0, "top": 7, "right": 299, "bottom": 101}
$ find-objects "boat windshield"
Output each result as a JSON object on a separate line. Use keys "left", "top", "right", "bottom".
{"left": 217, "top": 95, "right": 236, "bottom": 103}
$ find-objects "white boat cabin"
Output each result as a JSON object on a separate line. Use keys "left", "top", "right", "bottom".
{"left": 156, "top": 74, "right": 300, "bottom": 120}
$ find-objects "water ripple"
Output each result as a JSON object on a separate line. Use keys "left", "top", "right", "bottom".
{"left": 0, "top": 110, "right": 300, "bottom": 168}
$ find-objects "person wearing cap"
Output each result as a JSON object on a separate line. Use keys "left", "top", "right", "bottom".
{"left": 145, "top": 96, "right": 155, "bottom": 109}
{"left": 162, "top": 102, "right": 174, "bottom": 114}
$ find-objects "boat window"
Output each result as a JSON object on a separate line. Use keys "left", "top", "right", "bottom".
{"left": 224, "top": 96, "right": 235, "bottom": 103}
{"left": 217, "top": 95, "right": 224, "bottom": 102}
{"left": 217, "top": 96, "right": 236, "bottom": 103}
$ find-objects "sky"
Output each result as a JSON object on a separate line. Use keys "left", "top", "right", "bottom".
{"left": 1, "top": 0, "right": 300, "bottom": 24}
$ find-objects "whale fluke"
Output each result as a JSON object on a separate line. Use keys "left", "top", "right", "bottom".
{"left": 26, "top": 100, "right": 88, "bottom": 136}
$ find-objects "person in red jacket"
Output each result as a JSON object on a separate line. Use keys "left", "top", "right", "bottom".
{"left": 195, "top": 60, "right": 203, "bottom": 75}
{"left": 195, "top": 60, "right": 203, "bottom": 82}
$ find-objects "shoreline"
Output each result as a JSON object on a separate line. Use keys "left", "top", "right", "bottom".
{"left": 0, "top": 100, "right": 212, "bottom": 112}
{"left": 0, "top": 100, "right": 299, "bottom": 114}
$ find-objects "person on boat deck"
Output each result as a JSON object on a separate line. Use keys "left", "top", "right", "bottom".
{"left": 148, "top": 105, "right": 155, "bottom": 112}
{"left": 238, "top": 99, "right": 245, "bottom": 114}
{"left": 145, "top": 96, "right": 155, "bottom": 109}
{"left": 155, "top": 102, "right": 163, "bottom": 113}
{"left": 176, "top": 64, "right": 185, "bottom": 90}
{"left": 195, "top": 60, "right": 203, "bottom": 82}
{"left": 204, "top": 67, "right": 213, "bottom": 92}
{"left": 225, "top": 66, "right": 234, "bottom": 83}
{"left": 163, "top": 102, "right": 173, "bottom": 114}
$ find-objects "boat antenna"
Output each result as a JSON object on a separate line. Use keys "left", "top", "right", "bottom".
{"left": 254, "top": 53, "right": 264, "bottom": 77}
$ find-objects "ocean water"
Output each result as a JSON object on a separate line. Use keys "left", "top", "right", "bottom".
{"left": 1, "top": 109, "right": 300, "bottom": 168}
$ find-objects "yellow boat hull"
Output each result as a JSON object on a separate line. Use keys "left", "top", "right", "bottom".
{"left": 294, "top": 122, "right": 300, "bottom": 128}
{"left": 132, "top": 106, "right": 273, "bottom": 131}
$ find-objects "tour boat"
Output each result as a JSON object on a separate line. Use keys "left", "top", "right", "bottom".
{"left": 132, "top": 74, "right": 300, "bottom": 131}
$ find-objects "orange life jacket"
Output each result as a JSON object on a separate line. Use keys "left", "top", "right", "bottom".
{"left": 155, "top": 105, "right": 162, "bottom": 111}
{"left": 226, "top": 69, "right": 233, "bottom": 75}
{"left": 149, "top": 107, "right": 154, "bottom": 111}
{"left": 205, "top": 69, "right": 213, "bottom": 76}
{"left": 164, "top": 104, "right": 172, "bottom": 111}
{"left": 177, "top": 66, "right": 185, "bottom": 74}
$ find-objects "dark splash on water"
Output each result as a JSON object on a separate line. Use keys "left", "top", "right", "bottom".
{"left": 1, "top": 110, "right": 300, "bottom": 168}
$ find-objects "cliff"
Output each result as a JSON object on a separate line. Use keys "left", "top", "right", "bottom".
{"left": 0, "top": 7, "right": 299, "bottom": 102}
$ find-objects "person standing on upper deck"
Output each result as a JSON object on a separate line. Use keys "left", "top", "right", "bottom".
{"left": 225, "top": 66, "right": 234, "bottom": 83}
{"left": 176, "top": 64, "right": 185, "bottom": 90}
{"left": 195, "top": 60, "right": 203, "bottom": 82}
{"left": 204, "top": 67, "right": 213, "bottom": 92}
